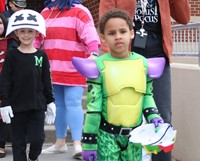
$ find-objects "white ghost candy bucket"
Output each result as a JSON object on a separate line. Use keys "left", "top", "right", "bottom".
{"left": 6, "top": 9, "right": 46, "bottom": 37}
{"left": 129, "top": 123, "right": 177, "bottom": 154}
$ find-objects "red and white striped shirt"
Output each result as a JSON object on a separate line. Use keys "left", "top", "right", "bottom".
{"left": 35, "top": 4, "right": 100, "bottom": 86}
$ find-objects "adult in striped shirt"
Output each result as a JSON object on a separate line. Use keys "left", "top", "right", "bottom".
{"left": 34, "top": 0, "right": 100, "bottom": 159}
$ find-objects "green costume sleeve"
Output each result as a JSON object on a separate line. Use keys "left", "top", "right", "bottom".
{"left": 82, "top": 76, "right": 103, "bottom": 150}
{"left": 142, "top": 77, "right": 162, "bottom": 122}
{"left": 143, "top": 77, "right": 156, "bottom": 108}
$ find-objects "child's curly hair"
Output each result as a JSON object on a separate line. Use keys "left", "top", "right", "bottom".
{"left": 99, "top": 9, "right": 133, "bottom": 34}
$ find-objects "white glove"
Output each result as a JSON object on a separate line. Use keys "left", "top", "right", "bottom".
{"left": 45, "top": 102, "right": 56, "bottom": 124}
{"left": 0, "top": 106, "right": 14, "bottom": 124}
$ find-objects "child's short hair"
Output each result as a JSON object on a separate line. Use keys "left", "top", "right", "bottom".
{"left": 99, "top": 9, "right": 133, "bottom": 34}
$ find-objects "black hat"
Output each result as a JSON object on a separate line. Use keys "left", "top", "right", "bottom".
{"left": 12, "top": 0, "right": 27, "bottom": 8}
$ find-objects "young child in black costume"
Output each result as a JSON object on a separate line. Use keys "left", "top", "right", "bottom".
{"left": 0, "top": 9, "right": 56, "bottom": 161}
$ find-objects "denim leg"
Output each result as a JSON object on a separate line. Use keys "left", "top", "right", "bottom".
{"left": 53, "top": 85, "right": 84, "bottom": 140}
{"left": 54, "top": 85, "right": 68, "bottom": 138}
{"left": 152, "top": 62, "right": 172, "bottom": 161}
{"left": 64, "top": 86, "right": 84, "bottom": 141}
{"left": 153, "top": 62, "right": 172, "bottom": 123}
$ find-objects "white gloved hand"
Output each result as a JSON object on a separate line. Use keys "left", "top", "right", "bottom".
{"left": 0, "top": 106, "right": 14, "bottom": 124}
{"left": 45, "top": 102, "right": 56, "bottom": 124}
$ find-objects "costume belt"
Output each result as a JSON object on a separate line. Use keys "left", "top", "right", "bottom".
{"left": 100, "top": 116, "right": 142, "bottom": 136}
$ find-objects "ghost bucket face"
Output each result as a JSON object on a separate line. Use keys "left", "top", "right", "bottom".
{"left": 6, "top": 9, "right": 46, "bottom": 37}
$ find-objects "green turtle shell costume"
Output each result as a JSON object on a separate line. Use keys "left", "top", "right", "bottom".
{"left": 73, "top": 52, "right": 165, "bottom": 161}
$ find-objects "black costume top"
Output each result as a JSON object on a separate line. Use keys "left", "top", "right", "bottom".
{"left": 0, "top": 49, "right": 54, "bottom": 112}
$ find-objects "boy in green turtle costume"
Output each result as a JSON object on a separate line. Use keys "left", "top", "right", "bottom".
{"left": 73, "top": 9, "right": 165, "bottom": 161}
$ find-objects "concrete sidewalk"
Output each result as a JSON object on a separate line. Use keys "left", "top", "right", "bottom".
{"left": 1, "top": 143, "right": 82, "bottom": 161}
{"left": 1, "top": 143, "right": 176, "bottom": 161}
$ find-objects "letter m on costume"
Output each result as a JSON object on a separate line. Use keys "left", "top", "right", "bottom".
{"left": 34, "top": 56, "right": 43, "bottom": 67}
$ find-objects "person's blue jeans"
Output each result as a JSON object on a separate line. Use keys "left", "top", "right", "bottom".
{"left": 53, "top": 85, "right": 84, "bottom": 141}
{"left": 152, "top": 62, "right": 172, "bottom": 161}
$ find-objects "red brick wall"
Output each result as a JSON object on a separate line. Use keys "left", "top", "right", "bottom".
{"left": 26, "top": 0, "right": 44, "bottom": 12}
{"left": 83, "top": 0, "right": 100, "bottom": 27}
{"left": 26, "top": 0, "right": 100, "bottom": 26}
{"left": 190, "top": 0, "right": 200, "bottom": 16}
{"left": 27, "top": 0, "right": 199, "bottom": 25}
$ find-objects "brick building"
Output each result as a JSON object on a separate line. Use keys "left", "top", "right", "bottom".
{"left": 189, "top": 0, "right": 200, "bottom": 22}
{"left": 26, "top": 0, "right": 100, "bottom": 26}
{"left": 26, "top": 0, "right": 200, "bottom": 26}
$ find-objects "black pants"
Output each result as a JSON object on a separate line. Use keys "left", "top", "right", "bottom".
{"left": 0, "top": 119, "right": 12, "bottom": 149}
{"left": 11, "top": 110, "right": 45, "bottom": 161}
{"left": 132, "top": 33, "right": 172, "bottom": 161}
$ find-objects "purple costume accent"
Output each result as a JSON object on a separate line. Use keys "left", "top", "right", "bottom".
{"left": 72, "top": 57, "right": 165, "bottom": 79}
{"left": 72, "top": 57, "right": 100, "bottom": 79}
{"left": 147, "top": 57, "right": 166, "bottom": 78}
{"left": 150, "top": 117, "right": 164, "bottom": 127}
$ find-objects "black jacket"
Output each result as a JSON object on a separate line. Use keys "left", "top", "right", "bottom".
{"left": 0, "top": 49, "right": 54, "bottom": 112}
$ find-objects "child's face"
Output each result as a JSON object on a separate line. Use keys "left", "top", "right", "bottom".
{"left": 0, "top": 18, "right": 5, "bottom": 36}
{"left": 100, "top": 18, "right": 134, "bottom": 58}
{"left": 15, "top": 28, "right": 38, "bottom": 46}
